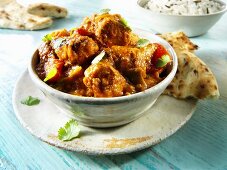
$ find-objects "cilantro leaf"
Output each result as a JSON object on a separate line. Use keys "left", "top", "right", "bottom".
{"left": 70, "top": 27, "right": 77, "bottom": 35}
{"left": 156, "top": 55, "right": 171, "bottom": 68}
{"left": 44, "top": 67, "right": 57, "bottom": 82}
{"left": 120, "top": 17, "right": 131, "bottom": 30}
{"left": 137, "top": 39, "right": 150, "bottom": 47}
{"left": 100, "top": 8, "right": 111, "bottom": 14}
{"left": 21, "top": 96, "right": 40, "bottom": 106}
{"left": 58, "top": 119, "right": 80, "bottom": 141}
{"left": 42, "top": 33, "right": 53, "bottom": 42}
{"left": 91, "top": 51, "right": 106, "bottom": 64}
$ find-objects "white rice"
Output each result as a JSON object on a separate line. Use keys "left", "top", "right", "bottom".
{"left": 144, "top": 0, "right": 224, "bottom": 15}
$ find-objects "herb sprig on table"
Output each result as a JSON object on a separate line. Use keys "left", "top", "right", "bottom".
{"left": 137, "top": 38, "right": 150, "bottom": 48}
{"left": 21, "top": 96, "right": 40, "bottom": 106}
{"left": 58, "top": 119, "right": 80, "bottom": 141}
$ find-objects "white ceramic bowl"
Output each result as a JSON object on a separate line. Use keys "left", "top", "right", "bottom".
{"left": 28, "top": 28, "right": 178, "bottom": 128}
{"left": 137, "top": 0, "right": 227, "bottom": 37}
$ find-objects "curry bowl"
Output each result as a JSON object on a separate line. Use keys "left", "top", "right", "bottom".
{"left": 28, "top": 28, "right": 178, "bottom": 128}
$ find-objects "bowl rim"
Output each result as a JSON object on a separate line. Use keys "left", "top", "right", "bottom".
{"left": 28, "top": 28, "right": 178, "bottom": 104}
{"left": 137, "top": 0, "right": 227, "bottom": 17}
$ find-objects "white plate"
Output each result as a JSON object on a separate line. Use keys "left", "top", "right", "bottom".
{"left": 13, "top": 70, "right": 197, "bottom": 155}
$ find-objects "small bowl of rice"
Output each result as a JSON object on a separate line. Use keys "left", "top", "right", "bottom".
{"left": 137, "top": 0, "right": 227, "bottom": 37}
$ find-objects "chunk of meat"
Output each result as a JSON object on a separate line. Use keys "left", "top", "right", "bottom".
{"left": 38, "top": 29, "right": 71, "bottom": 65}
{"left": 103, "top": 44, "right": 156, "bottom": 91}
{"left": 37, "top": 42, "right": 57, "bottom": 79}
{"left": 80, "top": 13, "right": 139, "bottom": 47}
{"left": 83, "top": 62, "right": 127, "bottom": 97}
{"left": 67, "top": 65, "right": 83, "bottom": 79}
{"left": 50, "top": 29, "right": 70, "bottom": 39}
{"left": 51, "top": 35, "right": 99, "bottom": 65}
{"left": 110, "top": 46, "right": 146, "bottom": 90}
{"left": 38, "top": 42, "right": 56, "bottom": 61}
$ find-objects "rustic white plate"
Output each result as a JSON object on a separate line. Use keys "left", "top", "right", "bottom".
{"left": 13, "top": 70, "right": 197, "bottom": 155}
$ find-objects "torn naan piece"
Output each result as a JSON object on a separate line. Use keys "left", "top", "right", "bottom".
{"left": 0, "top": 0, "right": 53, "bottom": 30}
{"left": 27, "top": 3, "right": 68, "bottom": 18}
{"left": 159, "top": 31, "right": 198, "bottom": 53}
{"left": 160, "top": 32, "right": 219, "bottom": 99}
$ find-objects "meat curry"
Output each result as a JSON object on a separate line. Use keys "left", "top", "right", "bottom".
{"left": 36, "top": 11, "right": 172, "bottom": 97}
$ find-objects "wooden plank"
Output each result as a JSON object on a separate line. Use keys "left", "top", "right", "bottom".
{"left": 152, "top": 98, "right": 227, "bottom": 169}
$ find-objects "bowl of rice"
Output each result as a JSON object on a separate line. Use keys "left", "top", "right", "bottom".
{"left": 137, "top": 0, "right": 227, "bottom": 37}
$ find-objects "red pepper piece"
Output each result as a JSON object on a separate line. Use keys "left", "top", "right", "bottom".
{"left": 77, "top": 28, "right": 90, "bottom": 36}
{"left": 152, "top": 43, "right": 171, "bottom": 68}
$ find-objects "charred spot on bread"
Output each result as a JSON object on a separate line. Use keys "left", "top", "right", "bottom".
{"left": 178, "top": 84, "right": 184, "bottom": 90}
{"left": 200, "top": 84, "right": 205, "bottom": 89}
{"left": 167, "top": 84, "right": 173, "bottom": 90}
{"left": 193, "top": 69, "right": 198, "bottom": 75}
{"left": 28, "top": 18, "right": 36, "bottom": 23}
{"left": 18, "top": 24, "right": 25, "bottom": 29}
{"left": 184, "top": 61, "right": 189, "bottom": 67}
{"left": 40, "top": 6, "right": 45, "bottom": 10}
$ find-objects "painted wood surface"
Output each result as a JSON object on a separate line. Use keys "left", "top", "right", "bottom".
{"left": 1, "top": 0, "right": 227, "bottom": 169}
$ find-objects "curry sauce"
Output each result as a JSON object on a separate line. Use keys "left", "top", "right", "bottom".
{"left": 36, "top": 12, "right": 172, "bottom": 97}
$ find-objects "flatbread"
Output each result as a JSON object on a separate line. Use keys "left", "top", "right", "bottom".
{"left": 0, "top": 0, "right": 53, "bottom": 30}
{"left": 159, "top": 31, "right": 198, "bottom": 53}
{"left": 27, "top": 3, "right": 68, "bottom": 18}
{"left": 160, "top": 32, "right": 219, "bottom": 99}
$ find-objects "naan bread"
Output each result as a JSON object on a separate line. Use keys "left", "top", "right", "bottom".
{"left": 159, "top": 31, "right": 198, "bottom": 53}
{"left": 160, "top": 32, "right": 219, "bottom": 99}
{"left": 0, "top": 0, "right": 53, "bottom": 30}
{"left": 27, "top": 3, "right": 68, "bottom": 18}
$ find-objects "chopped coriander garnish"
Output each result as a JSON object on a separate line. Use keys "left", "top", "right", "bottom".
{"left": 137, "top": 39, "right": 150, "bottom": 48}
{"left": 44, "top": 67, "right": 57, "bottom": 82}
{"left": 156, "top": 55, "right": 171, "bottom": 68}
{"left": 58, "top": 119, "right": 80, "bottom": 141}
{"left": 21, "top": 96, "right": 40, "bottom": 106}
{"left": 42, "top": 33, "right": 53, "bottom": 42}
{"left": 120, "top": 17, "right": 131, "bottom": 30}
{"left": 70, "top": 27, "right": 77, "bottom": 35}
{"left": 100, "top": 8, "right": 111, "bottom": 14}
{"left": 91, "top": 51, "right": 106, "bottom": 64}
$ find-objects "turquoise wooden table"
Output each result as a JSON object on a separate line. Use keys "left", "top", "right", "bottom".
{"left": 1, "top": 0, "right": 227, "bottom": 169}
